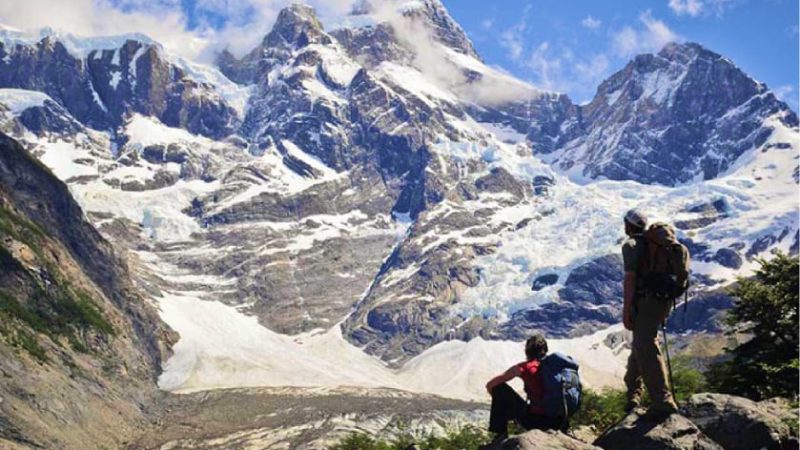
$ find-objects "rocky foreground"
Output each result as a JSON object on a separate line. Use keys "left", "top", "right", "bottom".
{"left": 129, "top": 386, "right": 487, "bottom": 450}
{"left": 120, "top": 390, "right": 798, "bottom": 450}
{"left": 501, "top": 393, "right": 798, "bottom": 450}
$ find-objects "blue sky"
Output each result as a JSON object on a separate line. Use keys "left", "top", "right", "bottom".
{"left": 442, "top": 0, "right": 799, "bottom": 109}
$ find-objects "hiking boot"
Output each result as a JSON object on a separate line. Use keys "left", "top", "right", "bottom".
{"left": 640, "top": 403, "right": 678, "bottom": 422}
{"left": 478, "top": 433, "right": 507, "bottom": 450}
{"left": 624, "top": 400, "right": 640, "bottom": 414}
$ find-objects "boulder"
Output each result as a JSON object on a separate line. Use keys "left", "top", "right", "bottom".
{"left": 502, "top": 429, "right": 601, "bottom": 449}
{"left": 683, "top": 393, "right": 796, "bottom": 450}
{"left": 595, "top": 411, "right": 722, "bottom": 450}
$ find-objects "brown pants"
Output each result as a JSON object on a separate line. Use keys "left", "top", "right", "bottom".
{"left": 624, "top": 294, "right": 677, "bottom": 410}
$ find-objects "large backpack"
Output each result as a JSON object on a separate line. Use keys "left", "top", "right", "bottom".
{"left": 538, "top": 352, "right": 582, "bottom": 419}
{"left": 640, "top": 222, "right": 691, "bottom": 301}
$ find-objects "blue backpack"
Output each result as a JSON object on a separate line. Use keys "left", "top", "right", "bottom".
{"left": 538, "top": 352, "right": 582, "bottom": 418}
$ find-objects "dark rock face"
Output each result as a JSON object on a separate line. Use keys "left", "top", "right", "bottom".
{"left": 16, "top": 100, "right": 83, "bottom": 136}
{"left": 331, "top": 24, "right": 414, "bottom": 68}
{"left": 0, "top": 37, "right": 238, "bottom": 138}
{"left": 683, "top": 393, "right": 797, "bottom": 450}
{"left": 466, "top": 92, "right": 578, "bottom": 156}
{"left": 712, "top": 248, "right": 742, "bottom": 269}
{"left": 676, "top": 199, "right": 731, "bottom": 230}
{"left": 532, "top": 273, "right": 559, "bottom": 291}
{"left": 501, "top": 301, "right": 619, "bottom": 340}
{"left": 559, "top": 254, "right": 623, "bottom": 305}
{"left": 475, "top": 167, "right": 527, "bottom": 199}
{"left": 532, "top": 175, "right": 556, "bottom": 196}
{"left": 665, "top": 290, "right": 733, "bottom": 333}
{"left": 595, "top": 411, "right": 723, "bottom": 450}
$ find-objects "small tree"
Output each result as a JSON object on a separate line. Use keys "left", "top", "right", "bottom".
{"left": 707, "top": 253, "right": 799, "bottom": 400}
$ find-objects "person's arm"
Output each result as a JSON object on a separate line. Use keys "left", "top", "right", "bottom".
{"left": 485, "top": 365, "right": 518, "bottom": 394}
{"left": 623, "top": 271, "right": 636, "bottom": 330}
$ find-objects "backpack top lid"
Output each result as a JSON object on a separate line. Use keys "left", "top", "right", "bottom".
{"left": 645, "top": 222, "right": 679, "bottom": 247}
{"left": 541, "top": 352, "right": 579, "bottom": 371}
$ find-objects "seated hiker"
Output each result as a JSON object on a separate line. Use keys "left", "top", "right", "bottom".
{"left": 481, "top": 333, "right": 580, "bottom": 446}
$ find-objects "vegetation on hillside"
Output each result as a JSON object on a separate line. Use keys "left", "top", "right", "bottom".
{"left": 330, "top": 426, "right": 489, "bottom": 450}
{"left": 0, "top": 203, "right": 116, "bottom": 362}
{"left": 706, "top": 253, "right": 799, "bottom": 401}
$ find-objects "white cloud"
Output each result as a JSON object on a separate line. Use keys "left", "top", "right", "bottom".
{"left": 0, "top": 0, "right": 359, "bottom": 62}
{"left": 613, "top": 10, "right": 681, "bottom": 57}
{"left": 668, "top": 0, "right": 737, "bottom": 18}
{"left": 364, "top": 1, "right": 537, "bottom": 105}
{"left": 773, "top": 85, "right": 796, "bottom": 103}
{"left": 480, "top": 19, "right": 494, "bottom": 31}
{"left": 0, "top": 0, "right": 207, "bottom": 58}
{"left": 516, "top": 41, "right": 610, "bottom": 101}
{"left": 500, "top": 24, "right": 525, "bottom": 62}
{"left": 498, "top": 4, "right": 531, "bottom": 63}
{"left": 581, "top": 16, "right": 601, "bottom": 29}
{"left": 525, "top": 42, "right": 561, "bottom": 91}
{"left": 668, "top": 0, "right": 703, "bottom": 17}
{"left": 574, "top": 54, "right": 610, "bottom": 84}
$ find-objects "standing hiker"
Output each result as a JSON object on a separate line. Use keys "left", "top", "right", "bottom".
{"left": 480, "top": 333, "right": 581, "bottom": 448}
{"left": 621, "top": 209, "right": 686, "bottom": 420}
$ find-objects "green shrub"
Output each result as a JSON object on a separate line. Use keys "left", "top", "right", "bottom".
{"left": 10, "top": 328, "right": 48, "bottom": 363}
{"left": 570, "top": 388, "right": 627, "bottom": 432}
{"left": 706, "top": 253, "right": 799, "bottom": 400}
{"left": 330, "top": 426, "right": 489, "bottom": 450}
{"left": 670, "top": 355, "right": 707, "bottom": 403}
{"left": 330, "top": 433, "right": 393, "bottom": 450}
{"left": 0, "top": 286, "right": 116, "bottom": 361}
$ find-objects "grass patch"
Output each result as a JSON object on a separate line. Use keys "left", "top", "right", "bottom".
{"left": 0, "top": 286, "right": 115, "bottom": 362}
{"left": 331, "top": 426, "right": 490, "bottom": 450}
{"left": 11, "top": 328, "right": 48, "bottom": 363}
{"left": 0, "top": 204, "right": 46, "bottom": 252}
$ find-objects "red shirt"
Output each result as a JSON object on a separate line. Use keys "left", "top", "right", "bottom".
{"left": 516, "top": 360, "right": 545, "bottom": 414}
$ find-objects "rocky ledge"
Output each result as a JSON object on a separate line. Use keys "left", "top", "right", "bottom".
{"left": 498, "top": 393, "right": 798, "bottom": 450}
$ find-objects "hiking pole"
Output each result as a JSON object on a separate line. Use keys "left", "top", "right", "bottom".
{"left": 661, "top": 323, "right": 677, "bottom": 403}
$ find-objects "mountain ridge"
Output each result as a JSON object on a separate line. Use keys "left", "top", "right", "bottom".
{"left": 0, "top": 1, "right": 796, "bottom": 399}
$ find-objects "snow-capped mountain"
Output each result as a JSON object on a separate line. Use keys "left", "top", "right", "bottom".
{"left": 542, "top": 42, "right": 798, "bottom": 185}
{"left": 0, "top": 0, "right": 796, "bottom": 402}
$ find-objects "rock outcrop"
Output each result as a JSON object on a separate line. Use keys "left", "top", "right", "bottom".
{"left": 503, "top": 429, "right": 601, "bottom": 449}
{"left": 683, "top": 393, "right": 798, "bottom": 450}
{"left": 595, "top": 411, "right": 723, "bottom": 450}
{"left": 487, "top": 393, "right": 798, "bottom": 450}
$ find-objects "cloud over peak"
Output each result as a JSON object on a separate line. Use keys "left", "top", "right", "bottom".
{"left": 613, "top": 10, "right": 681, "bottom": 58}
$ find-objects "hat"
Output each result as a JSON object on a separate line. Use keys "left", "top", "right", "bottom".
{"left": 624, "top": 209, "right": 647, "bottom": 229}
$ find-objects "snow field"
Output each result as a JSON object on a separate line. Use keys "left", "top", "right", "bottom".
{"left": 155, "top": 288, "right": 627, "bottom": 401}
{"left": 0, "top": 88, "right": 51, "bottom": 115}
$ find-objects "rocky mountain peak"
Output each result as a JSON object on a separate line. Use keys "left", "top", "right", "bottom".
{"left": 399, "top": 0, "right": 479, "bottom": 58}
{"left": 339, "top": 0, "right": 479, "bottom": 60}
{"left": 546, "top": 41, "right": 799, "bottom": 185}
{"left": 601, "top": 41, "right": 766, "bottom": 112}
{"left": 263, "top": 3, "right": 331, "bottom": 48}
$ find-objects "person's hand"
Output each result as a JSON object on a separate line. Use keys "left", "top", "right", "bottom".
{"left": 623, "top": 307, "right": 634, "bottom": 331}
{"left": 485, "top": 382, "right": 494, "bottom": 394}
